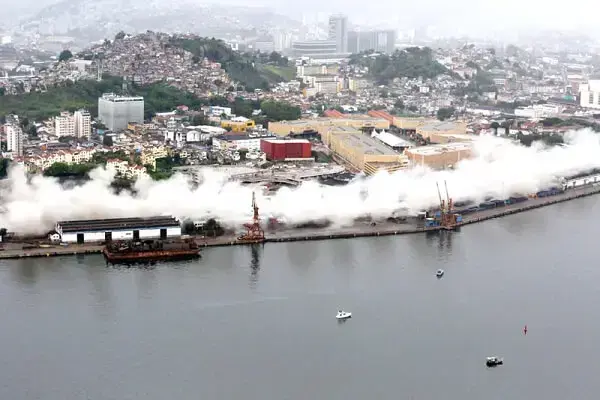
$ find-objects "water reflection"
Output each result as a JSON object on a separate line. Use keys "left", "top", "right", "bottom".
{"left": 12, "top": 260, "right": 40, "bottom": 286}
{"left": 249, "top": 244, "right": 262, "bottom": 288}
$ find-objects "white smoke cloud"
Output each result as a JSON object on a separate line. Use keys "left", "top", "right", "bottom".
{"left": 1, "top": 128, "right": 600, "bottom": 235}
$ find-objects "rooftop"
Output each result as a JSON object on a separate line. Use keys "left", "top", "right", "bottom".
{"left": 406, "top": 142, "right": 472, "bottom": 156}
{"left": 57, "top": 216, "right": 180, "bottom": 233}
{"left": 333, "top": 131, "right": 397, "bottom": 156}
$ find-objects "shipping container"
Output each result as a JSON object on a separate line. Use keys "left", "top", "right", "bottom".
{"left": 455, "top": 215, "right": 463, "bottom": 223}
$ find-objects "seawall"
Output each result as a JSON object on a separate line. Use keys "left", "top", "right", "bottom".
{"left": 1, "top": 184, "right": 599, "bottom": 259}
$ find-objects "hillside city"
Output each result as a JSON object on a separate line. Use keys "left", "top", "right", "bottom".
{"left": 1, "top": 15, "right": 600, "bottom": 185}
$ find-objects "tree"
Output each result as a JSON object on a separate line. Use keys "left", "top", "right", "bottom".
{"left": 114, "top": 31, "right": 126, "bottom": 40}
{"left": 436, "top": 107, "right": 455, "bottom": 121}
{"left": 191, "top": 114, "right": 207, "bottom": 126}
{"left": 394, "top": 99, "right": 405, "bottom": 110}
{"left": 58, "top": 50, "right": 73, "bottom": 62}
{"left": 103, "top": 135, "right": 114, "bottom": 146}
{"left": 490, "top": 121, "right": 500, "bottom": 135}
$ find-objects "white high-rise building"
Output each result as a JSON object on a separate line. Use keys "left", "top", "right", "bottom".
{"left": 54, "top": 111, "right": 75, "bottom": 137}
{"left": 98, "top": 93, "right": 144, "bottom": 131}
{"left": 5, "top": 120, "right": 23, "bottom": 157}
{"left": 328, "top": 14, "right": 348, "bottom": 53}
{"left": 74, "top": 109, "right": 91, "bottom": 139}
{"left": 580, "top": 80, "right": 600, "bottom": 109}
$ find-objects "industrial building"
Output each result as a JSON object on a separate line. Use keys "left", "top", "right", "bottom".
{"left": 323, "top": 127, "right": 408, "bottom": 175}
{"left": 220, "top": 117, "right": 255, "bottom": 132}
{"left": 415, "top": 121, "right": 470, "bottom": 143}
{"left": 212, "top": 133, "right": 275, "bottom": 152}
{"left": 405, "top": 142, "right": 473, "bottom": 169}
{"left": 268, "top": 116, "right": 390, "bottom": 137}
{"left": 260, "top": 139, "right": 312, "bottom": 161}
{"left": 55, "top": 216, "right": 182, "bottom": 244}
{"left": 98, "top": 93, "right": 145, "bottom": 131}
{"left": 371, "top": 130, "right": 412, "bottom": 152}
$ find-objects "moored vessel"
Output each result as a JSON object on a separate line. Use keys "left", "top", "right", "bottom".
{"left": 103, "top": 238, "right": 201, "bottom": 264}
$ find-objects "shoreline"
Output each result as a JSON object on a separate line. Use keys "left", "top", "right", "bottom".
{"left": 1, "top": 185, "right": 599, "bottom": 260}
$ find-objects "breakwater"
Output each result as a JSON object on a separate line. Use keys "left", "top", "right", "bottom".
{"left": 1, "top": 184, "right": 599, "bottom": 259}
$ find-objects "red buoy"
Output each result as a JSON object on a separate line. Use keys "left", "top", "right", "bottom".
{"left": 523, "top": 325, "right": 528, "bottom": 335}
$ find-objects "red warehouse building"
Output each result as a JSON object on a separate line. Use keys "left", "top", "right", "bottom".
{"left": 260, "top": 139, "right": 312, "bottom": 161}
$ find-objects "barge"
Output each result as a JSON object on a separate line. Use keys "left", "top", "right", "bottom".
{"left": 103, "top": 238, "right": 201, "bottom": 264}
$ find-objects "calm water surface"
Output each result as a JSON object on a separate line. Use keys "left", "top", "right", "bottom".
{"left": 1, "top": 197, "right": 600, "bottom": 399}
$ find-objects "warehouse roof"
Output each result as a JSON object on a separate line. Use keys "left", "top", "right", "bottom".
{"left": 57, "top": 216, "right": 180, "bottom": 233}
{"left": 406, "top": 142, "right": 472, "bottom": 156}
{"left": 335, "top": 131, "right": 398, "bottom": 155}
{"left": 262, "top": 139, "right": 310, "bottom": 144}
{"left": 372, "top": 131, "right": 412, "bottom": 148}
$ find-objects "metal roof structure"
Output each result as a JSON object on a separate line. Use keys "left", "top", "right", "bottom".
{"left": 57, "top": 216, "right": 180, "bottom": 233}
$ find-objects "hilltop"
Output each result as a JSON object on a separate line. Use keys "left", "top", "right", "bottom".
{"left": 349, "top": 47, "right": 450, "bottom": 84}
{"left": 169, "top": 36, "right": 295, "bottom": 90}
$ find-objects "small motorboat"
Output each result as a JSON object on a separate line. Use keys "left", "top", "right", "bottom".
{"left": 486, "top": 356, "right": 503, "bottom": 367}
{"left": 336, "top": 310, "right": 352, "bottom": 320}
{"left": 436, "top": 269, "right": 444, "bottom": 278}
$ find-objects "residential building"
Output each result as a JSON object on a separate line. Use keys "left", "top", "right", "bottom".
{"left": 98, "top": 93, "right": 144, "bottom": 131}
{"left": 328, "top": 14, "right": 348, "bottom": 53}
{"left": 106, "top": 159, "right": 148, "bottom": 179}
{"left": 141, "top": 145, "right": 169, "bottom": 169}
{"left": 55, "top": 111, "right": 75, "bottom": 137}
{"left": 579, "top": 80, "right": 600, "bottom": 109}
{"left": 74, "top": 109, "right": 91, "bottom": 139}
{"left": 5, "top": 117, "right": 23, "bottom": 157}
{"left": 54, "top": 109, "right": 92, "bottom": 138}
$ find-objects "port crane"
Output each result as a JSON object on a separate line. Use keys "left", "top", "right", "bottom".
{"left": 238, "top": 192, "right": 265, "bottom": 243}
{"left": 435, "top": 181, "right": 460, "bottom": 230}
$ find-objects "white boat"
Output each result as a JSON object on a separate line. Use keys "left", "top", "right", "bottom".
{"left": 436, "top": 269, "right": 444, "bottom": 277}
{"left": 336, "top": 310, "right": 352, "bottom": 320}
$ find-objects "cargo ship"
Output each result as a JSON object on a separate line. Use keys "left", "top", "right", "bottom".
{"left": 103, "top": 238, "right": 201, "bottom": 264}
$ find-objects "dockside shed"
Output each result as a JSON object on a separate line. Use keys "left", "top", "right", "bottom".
{"left": 55, "top": 216, "right": 182, "bottom": 244}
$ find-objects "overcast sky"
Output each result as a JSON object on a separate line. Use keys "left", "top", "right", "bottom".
{"left": 1, "top": 0, "right": 599, "bottom": 40}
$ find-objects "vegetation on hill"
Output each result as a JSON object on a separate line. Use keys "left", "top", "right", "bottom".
{"left": 349, "top": 47, "right": 449, "bottom": 84}
{"left": 0, "top": 75, "right": 205, "bottom": 120}
{"left": 226, "top": 96, "right": 301, "bottom": 122}
{"left": 169, "top": 37, "right": 294, "bottom": 90}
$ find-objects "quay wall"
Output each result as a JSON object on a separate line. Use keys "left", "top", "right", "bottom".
{"left": 1, "top": 185, "right": 599, "bottom": 259}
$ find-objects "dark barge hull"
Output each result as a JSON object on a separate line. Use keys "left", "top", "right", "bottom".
{"left": 103, "top": 249, "right": 201, "bottom": 264}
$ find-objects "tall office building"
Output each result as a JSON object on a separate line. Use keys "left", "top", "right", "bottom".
{"left": 98, "top": 93, "right": 144, "bottom": 131}
{"left": 328, "top": 14, "right": 348, "bottom": 53}
{"left": 5, "top": 117, "right": 23, "bottom": 157}
{"left": 348, "top": 30, "right": 397, "bottom": 54}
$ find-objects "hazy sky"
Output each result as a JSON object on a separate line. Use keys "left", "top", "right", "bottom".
{"left": 1, "top": 0, "right": 599, "bottom": 40}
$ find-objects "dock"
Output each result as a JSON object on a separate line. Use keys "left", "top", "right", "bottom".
{"left": 1, "top": 184, "right": 600, "bottom": 260}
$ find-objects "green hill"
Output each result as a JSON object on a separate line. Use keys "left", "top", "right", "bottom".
{"left": 350, "top": 47, "right": 449, "bottom": 84}
{"left": 0, "top": 76, "right": 204, "bottom": 121}
{"left": 170, "top": 37, "right": 294, "bottom": 90}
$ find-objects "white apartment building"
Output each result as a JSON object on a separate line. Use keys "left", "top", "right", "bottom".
{"left": 55, "top": 111, "right": 75, "bottom": 137}
{"left": 106, "top": 159, "right": 148, "bottom": 179}
{"left": 74, "top": 109, "right": 91, "bottom": 139}
{"left": 580, "top": 80, "right": 600, "bottom": 109}
{"left": 5, "top": 123, "right": 23, "bottom": 157}
{"left": 98, "top": 93, "right": 144, "bottom": 131}
{"left": 54, "top": 109, "right": 92, "bottom": 138}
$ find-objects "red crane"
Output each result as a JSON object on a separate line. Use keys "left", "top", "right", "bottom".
{"left": 238, "top": 192, "right": 265, "bottom": 243}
